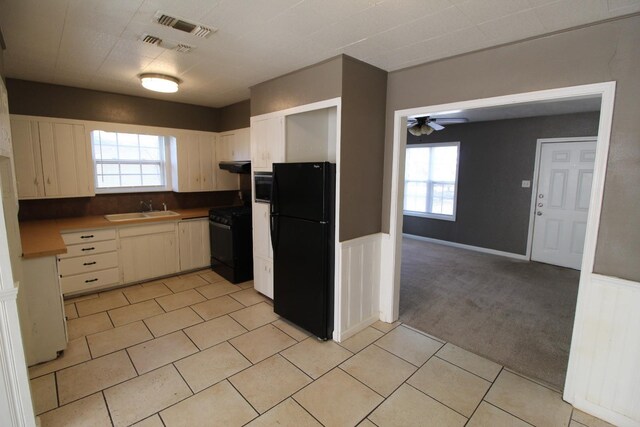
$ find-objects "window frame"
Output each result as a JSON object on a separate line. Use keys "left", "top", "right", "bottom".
{"left": 90, "top": 130, "right": 173, "bottom": 194}
{"left": 403, "top": 141, "right": 460, "bottom": 221}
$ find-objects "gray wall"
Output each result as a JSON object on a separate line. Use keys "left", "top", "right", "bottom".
{"left": 340, "top": 57, "right": 387, "bottom": 241}
{"left": 219, "top": 99, "right": 250, "bottom": 132}
{"left": 404, "top": 112, "right": 600, "bottom": 254}
{"left": 250, "top": 56, "right": 343, "bottom": 117}
{"left": 6, "top": 79, "right": 220, "bottom": 132}
{"left": 385, "top": 15, "right": 640, "bottom": 282}
{"left": 249, "top": 55, "right": 388, "bottom": 241}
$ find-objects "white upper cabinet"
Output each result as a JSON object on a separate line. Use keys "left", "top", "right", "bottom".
{"left": 171, "top": 131, "right": 218, "bottom": 192}
{"left": 10, "top": 116, "right": 93, "bottom": 199}
{"left": 0, "top": 81, "right": 12, "bottom": 158}
{"left": 216, "top": 127, "right": 250, "bottom": 191}
{"left": 251, "top": 117, "right": 284, "bottom": 171}
{"left": 218, "top": 127, "right": 250, "bottom": 161}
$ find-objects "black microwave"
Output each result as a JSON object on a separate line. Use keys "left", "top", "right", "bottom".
{"left": 254, "top": 172, "right": 272, "bottom": 203}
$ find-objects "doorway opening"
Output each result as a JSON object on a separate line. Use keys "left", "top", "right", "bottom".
{"left": 381, "top": 82, "right": 616, "bottom": 392}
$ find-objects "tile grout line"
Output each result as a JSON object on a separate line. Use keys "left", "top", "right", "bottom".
{"left": 503, "top": 366, "right": 564, "bottom": 394}
{"left": 404, "top": 381, "right": 470, "bottom": 420}
{"left": 100, "top": 391, "right": 115, "bottom": 427}
{"left": 463, "top": 366, "right": 504, "bottom": 427}
{"left": 227, "top": 378, "right": 261, "bottom": 420}
{"left": 289, "top": 393, "right": 330, "bottom": 426}
{"left": 433, "top": 354, "right": 498, "bottom": 383}
{"left": 482, "top": 400, "right": 536, "bottom": 426}
{"left": 171, "top": 361, "right": 196, "bottom": 396}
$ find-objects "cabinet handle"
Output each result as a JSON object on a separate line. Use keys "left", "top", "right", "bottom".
{"left": 47, "top": 177, "right": 51, "bottom": 184}
{"left": 85, "top": 278, "right": 98, "bottom": 283}
{"left": 80, "top": 235, "right": 94, "bottom": 239}
{"left": 83, "top": 261, "right": 97, "bottom": 266}
{"left": 81, "top": 247, "right": 95, "bottom": 252}
{"left": 33, "top": 178, "right": 38, "bottom": 185}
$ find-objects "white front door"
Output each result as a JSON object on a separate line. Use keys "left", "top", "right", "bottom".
{"left": 531, "top": 140, "right": 596, "bottom": 270}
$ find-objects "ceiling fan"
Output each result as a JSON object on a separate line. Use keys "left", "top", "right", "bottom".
{"left": 407, "top": 116, "right": 468, "bottom": 136}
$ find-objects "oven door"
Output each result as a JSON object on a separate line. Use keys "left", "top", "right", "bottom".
{"left": 209, "top": 220, "right": 234, "bottom": 267}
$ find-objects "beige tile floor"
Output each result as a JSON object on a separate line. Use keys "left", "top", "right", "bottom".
{"left": 30, "top": 269, "right": 614, "bottom": 427}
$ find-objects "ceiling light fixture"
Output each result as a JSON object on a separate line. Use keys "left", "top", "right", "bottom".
{"left": 139, "top": 73, "right": 181, "bottom": 93}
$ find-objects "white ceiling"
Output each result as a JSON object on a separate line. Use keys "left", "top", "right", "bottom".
{"left": 1, "top": 0, "right": 638, "bottom": 108}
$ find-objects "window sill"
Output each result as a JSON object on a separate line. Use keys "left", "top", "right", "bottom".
{"left": 403, "top": 211, "right": 456, "bottom": 222}
{"left": 95, "top": 186, "right": 171, "bottom": 194}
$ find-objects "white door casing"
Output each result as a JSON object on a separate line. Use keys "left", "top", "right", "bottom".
{"left": 531, "top": 139, "right": 596, "bottom": 270}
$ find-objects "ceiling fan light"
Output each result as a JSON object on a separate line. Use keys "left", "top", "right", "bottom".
{"left": 421, "top": 124, "right": 434, "bottom": 135}
{"left": 139, "top": 73, "right": 180, "bottom": 93}
{"left": 408, "top": 125, "right": 422, "bottom": 136}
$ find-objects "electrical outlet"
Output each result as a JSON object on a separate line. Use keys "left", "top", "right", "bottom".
{"left": 522, "top": 180, "right": 531, "bottom": 188}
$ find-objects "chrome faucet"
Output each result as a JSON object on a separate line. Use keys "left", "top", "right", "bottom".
{"left": 162, "top": 202, "right": 167, "bottom": 211}
{"left": 140, "top": 200, "right": 153, "bottom": 212}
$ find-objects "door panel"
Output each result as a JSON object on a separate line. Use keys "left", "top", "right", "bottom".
{"left": 531, "top": 140, "right": 596, "bottom": 270}
{"left": 11, "top": 119, "right": 44, "bottom": 198}
{"left": 273, "top": 162, "right": 329, "bottom": 221}
{"left": 273, "top": 216, "right": 329, "bottom": 338}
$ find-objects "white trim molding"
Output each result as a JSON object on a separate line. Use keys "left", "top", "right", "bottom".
{"left": 382, "top": 82, "right": 632, "bottom": 424}
{"left": 0, "top": 290, "right": 36, "bottom": 427}
{"left": 403, "top": 233, "right": 528, "bottom": 261}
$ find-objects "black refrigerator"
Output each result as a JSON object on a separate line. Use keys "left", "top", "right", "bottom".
{"left": 270, "top": 162, "right": 335, "bottom": 340}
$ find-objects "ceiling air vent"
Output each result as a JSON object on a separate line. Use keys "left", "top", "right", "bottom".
{"left": 154, "top": 11, "right": 216, "bottom": 38}
{"left": 140, "top": 34, "right": 194, "bottom": 53}
{"left": 142, "top": 35, "right": 162, "bottom": 46}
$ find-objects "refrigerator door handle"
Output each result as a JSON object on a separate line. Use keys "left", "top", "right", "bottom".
{"left": 270, "top": 214, "right": 278, "bottom": 253}
{"left": 270, "top": 173, "right": 278, "bottom": 215}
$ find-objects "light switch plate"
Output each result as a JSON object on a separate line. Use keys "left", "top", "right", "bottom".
{"left": 522, "top": 180, "right": 531, "bottom": 188}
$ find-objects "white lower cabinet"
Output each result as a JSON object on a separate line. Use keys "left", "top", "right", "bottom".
{"left": 57, "top": 218, "right": 211, "bottom": 296}
{"left": 253, "top": 256, "right": 273, "bottom": 299}
{"left": 21, "top": 256, "right": 67, "bottom": 365}
{"left": 178, "top": 218, "right": 211, "bottom": 272}
{"left": 252, "top": 202, "right": 273, "bottom": 297}
{"left": 58, "top": 228, "right": 120, "bottom": 295}
{"left": 119, "top": 222, "right": 179, "bottom": 284}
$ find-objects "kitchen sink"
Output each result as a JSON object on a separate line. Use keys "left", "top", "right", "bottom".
{"left": 143, "top": 210, "right": 180, "bottom": 218}
{"left": 104, "top": 211, "right": 180, "bottom": 222}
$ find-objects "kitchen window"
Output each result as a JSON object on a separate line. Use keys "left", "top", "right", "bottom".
{"left": 91, "top": 130, "right": 171, "bottom": 193}
{"left": 404, "top": 142, "right": 460, "bottom": 221}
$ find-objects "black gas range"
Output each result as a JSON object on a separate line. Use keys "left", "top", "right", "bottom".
{"left": 208, "top": 206, "right": 253, "bottom": 284}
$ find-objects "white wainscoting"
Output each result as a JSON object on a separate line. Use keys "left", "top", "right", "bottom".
{"left": 334, "top": 233, "right": 382, "bottom": 342}
{"left": 0, "top": 287, "right": 36, "bottom": 426}
{"left": 565, "top": 273, "right": 640, "bottom": 427}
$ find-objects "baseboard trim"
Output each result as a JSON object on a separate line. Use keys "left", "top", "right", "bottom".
{"left": 402, "top": 233, "right": 528, "bottom": 261}
{"left": 335, "top": 315, "right": 378, "bottom": 342}
{"left": 573, "top": 397, "right": 640, "bottom": 427}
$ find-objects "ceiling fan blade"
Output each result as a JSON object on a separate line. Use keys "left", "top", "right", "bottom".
{"left": 431, "top": 117, "right": 468, "bottom": 124}
{"left": 406, "top": 119, "right": 418, "bottom": 127}
{"left": 428, "top": 121, "right": 445, "bottom": 131}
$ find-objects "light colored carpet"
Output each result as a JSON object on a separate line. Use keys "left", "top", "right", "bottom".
{"left": 400, "top": 237, "right": 580, "bottom": 390}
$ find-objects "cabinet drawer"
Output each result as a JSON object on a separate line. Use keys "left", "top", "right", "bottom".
{"left": 62, "top": 229, "right": 116, "bottom": 245}
{"left": 58, "top": 240, "right": 117, "bottom": 259}
{"left": 60, "top": 267, "right": 120, "bottom": 294}
{"left": 58, "top": 251, "right": 118, "bottom": 276}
